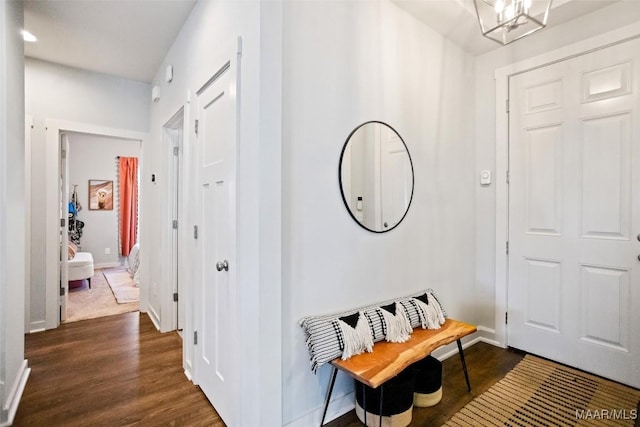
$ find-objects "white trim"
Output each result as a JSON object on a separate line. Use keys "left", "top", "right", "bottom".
{"left": 146, "top": 303, "right": 161, "bottom": 331}
{"left": 183, "top": 368, "right": 193, "bottom": 382}
{"left": 44, "top": 118, "right": 149, "bottom": 330}
{"left": 24, "top": 115, "right": 33, "bottom": 333}
{"left": 493, "top": 21, "right": 640, "bottom": 348}
{"left": 94, "top": 262, "right": 122, "bottom": 270}
{"left": 284, "top": 391, "right": 355, "bottom": 427}
{"left": 1, "top": 360, "right": 30, "bottom": 427}
{"left": 27, "top": 320, "right": 46, "bottom": 334}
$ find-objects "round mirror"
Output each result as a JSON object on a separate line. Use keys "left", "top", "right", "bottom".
{"left": 339, "top": 121, "right": 414, "bottom": 233}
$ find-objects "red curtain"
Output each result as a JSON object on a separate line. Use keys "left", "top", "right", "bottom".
{"left": 119, "top": 157, "right": 138, "bottom": 257}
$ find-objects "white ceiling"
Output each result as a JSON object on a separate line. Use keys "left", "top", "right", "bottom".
{"left": 392, "top": 0, "right": 621, "bottom": 55}
{"left": 23, "top": 0, "right": 620, "bottom": 83}
{"left": 23, "top": 0, "right": 197, "bottom": 83}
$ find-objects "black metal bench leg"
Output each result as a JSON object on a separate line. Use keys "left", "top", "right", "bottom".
{"left": 364, "top": 382, "right": 370, "bottom": 426}
{"left": 320, "top": 367, "right": 338, "bottom": 427}
{"left": 378, "top": 384, "right": 384, "bottom": 427}
{"left": 456, "top": 338, "right": 471, "bottom": 392}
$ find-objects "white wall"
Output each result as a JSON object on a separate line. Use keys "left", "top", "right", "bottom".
{"left": 281, "top": 1, "right": 476, "bottom": 425}
{"left": 145, "top": 0, "right": 282, "bottom": 424}
{"left": 473, "top": 1, "right": 640, "bottom": 332}
{"left": 67, "top": 133, "right": 141, "bottom": 267}
{"left": 24, "top": 58, "right": 150, "bottom": 331}
{"left": 1, "top": 1, "right": 28, "bottom": 425}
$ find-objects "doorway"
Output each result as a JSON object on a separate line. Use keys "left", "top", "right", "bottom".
{"left": 61, "top": 132, "right": 142, "bottom": 323}
{"left": 163, "top": 108, "right": 185, "bottom": 332}
{"left": 43, "top": 119, "right": 148, "bottom": 330}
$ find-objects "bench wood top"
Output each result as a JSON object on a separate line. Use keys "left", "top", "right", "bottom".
{"left": 330, "top": 319, "right": 477, "bottom": 388}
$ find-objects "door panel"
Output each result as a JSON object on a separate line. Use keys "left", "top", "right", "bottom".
{"left": 195, "top": 48, "right": 239, "bottom": 426}
{"left": 581, "top": 113, "right": 631, "bottom": 239}
{"left": 523, "top": 124, "right": 562, "bottom": 235}
{"left": 508, "top": 39, "right": 640, "bottom": 388}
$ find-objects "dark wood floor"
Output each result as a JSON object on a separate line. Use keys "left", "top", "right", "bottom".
{"left": 13, "top": 312, "right": 224, "bottom": 426}
{"left": 14, "top": 312, "right": 525, "bottom": 427}
{"left": 325, "top": 341, "right": 525, "bottom": 427}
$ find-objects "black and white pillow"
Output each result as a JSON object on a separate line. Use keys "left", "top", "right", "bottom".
{"left": 335, "top": 312, "right": 374, "bottom": 360}
{"left": 377, "top": 302, "right": 412, "bottom": 343}
{"left": 299, "top": 289, "right": 447, "bottom": 372}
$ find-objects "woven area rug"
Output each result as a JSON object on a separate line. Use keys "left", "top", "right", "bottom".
{"left": 66, "top": 270, "right": 138, "bottom": 323}
{"left": 444, "top": 355, "right": 640, "bottom": 426}
{"left": 103, "top": 266, "right": 139, "bottom": 303}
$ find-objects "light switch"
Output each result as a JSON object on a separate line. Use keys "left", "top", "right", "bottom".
{"left": 480, "top": 170, "right": 491, "bottom": 185}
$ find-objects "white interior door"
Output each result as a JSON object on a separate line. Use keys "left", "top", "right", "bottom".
{"left": 379, "top": 125, "right": 411, "bottom": 230}
{"left": 194, "top": 44, "right": 240, "bottom": 426}
{"left": 163, "top": 109, "right": 185, "bottom": 333}
{"left": 59, "top": 133, "right": 70, "bottom": 322}
{"left": 508, "top": 39, "right": 640, "bottom": 388}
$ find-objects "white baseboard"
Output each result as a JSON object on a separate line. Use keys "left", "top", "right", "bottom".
{"left": 28, "top": 320, "right": 46, "bottom": 334}
{"left": 184, "top": 359, "right": 194, "bottom": 383}
{"left": 284, "top": 391, "right": 355, "bottom": 427}
{"left": 94, "top": 262, "right": 122, "bottom": 270}
{"left": 147, "top": 305, "right": 161, "bottom": 331}
{"left": 2, "top": 360, "right": 31, "bottom": 427}
{"left": 476, "top": 325, "right": 502, "bottom": 348}
{"left": 285, "top": 324, "right": 500, "bottom": 427}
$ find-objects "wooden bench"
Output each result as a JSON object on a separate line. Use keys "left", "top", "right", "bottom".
{"left": 320, "top": 319, "right": 477, "bottom": 426}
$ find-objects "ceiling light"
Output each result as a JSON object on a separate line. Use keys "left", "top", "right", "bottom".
{"left": 473, "top": 0, "right": 551, "bottom": 45}
{"left": 22, "top": 30, "right": 37, "bottom": 42}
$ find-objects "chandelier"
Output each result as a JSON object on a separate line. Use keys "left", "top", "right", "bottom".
{"left": 473, "top": 0, "right": 552, "bottom": 45}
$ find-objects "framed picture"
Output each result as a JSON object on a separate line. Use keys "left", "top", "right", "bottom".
{"left": 88, "top": 179, "right": 114, "bottom": 210}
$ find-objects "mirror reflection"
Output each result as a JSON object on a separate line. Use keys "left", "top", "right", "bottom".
{"left": 339, "top": 121, "right": 414, "bottom": 232}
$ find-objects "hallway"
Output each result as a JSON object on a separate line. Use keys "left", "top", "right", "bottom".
{"left": 14, "top": 312, "right": 223, "bottom": 426}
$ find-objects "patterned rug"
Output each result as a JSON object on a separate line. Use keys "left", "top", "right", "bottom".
{"left": 103, "top": 266, "right": 139, "bottom": 303}
{"left": 66, "top": 269, "right": 138, "bottom": 323}
{"left": 444, "top": 355, "right": 640, "bottom": 426}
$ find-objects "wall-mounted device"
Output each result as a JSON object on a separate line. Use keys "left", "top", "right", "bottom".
{"left": 166, "top": 65, "right": 173, "bottom": 83}
{"left": 480, "top": 170, "right": 491, "bottom": 185}
{"left": 152, "top": 85, "right": 161, "bottom": 103}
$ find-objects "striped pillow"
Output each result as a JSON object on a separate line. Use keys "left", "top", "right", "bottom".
{"left": 299, "top": 289, "right": 446, "bottom": 372}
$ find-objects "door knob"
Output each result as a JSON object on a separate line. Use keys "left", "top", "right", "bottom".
{"left": 216, "top": 260, "right": 229, "bottom": 272}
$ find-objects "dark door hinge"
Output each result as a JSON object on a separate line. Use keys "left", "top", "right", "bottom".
{"left": 173, "top": 292, "right": 178, "bottom": 302}
{"left": 194, "top": 331, "right": 198, "bottom": 345}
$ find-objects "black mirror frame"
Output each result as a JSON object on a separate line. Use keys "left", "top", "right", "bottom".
{"left": 338, "top": 121, "right": 415, "bottom": 233}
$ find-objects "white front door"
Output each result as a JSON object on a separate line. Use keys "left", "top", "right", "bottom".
{"left": 194, "top": 42, "right": 241, "bottom": 426}
{"left": 508, "top": 38, "right": 640, "bottom": 388}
